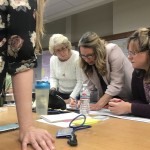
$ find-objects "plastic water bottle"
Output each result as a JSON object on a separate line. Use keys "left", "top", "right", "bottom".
{"left": 35, "top": 81, "right": 50, "bottom": 115}
{"left": 79, "top": 84, "right": 90, "bottom": 115}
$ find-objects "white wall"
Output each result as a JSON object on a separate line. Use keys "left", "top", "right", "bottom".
{"left": 42, "top": 18, "right": 66, "bottom": 48}
{"left": 71, "top": 3, "right": 113, "bottom": 43}
{"left": 43, "top": 3, "right": 113, "bottom": 48}
{"left": 113, "top": 0, "right": 150, "bottom": 34}
{"left": 43, "top": 0, "right": 150, "bottom": 48}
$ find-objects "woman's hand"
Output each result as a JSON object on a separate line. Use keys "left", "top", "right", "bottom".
{"left": 90, "top": 93, "right": 112, "bottom": 110}
{"left": 20, "top": 126, "right": 55, "bottom": 150}
{"left": 69, "top": 98, "right": 80, "bottom": 109}
{"left": 64, "top": 98, "right": 71, "bottom": 104}
{"left": 108, "top": 98, "right": 131, "bottom": 115}
{"left": 90, "top": 102, "right": 102, "bottom": 110}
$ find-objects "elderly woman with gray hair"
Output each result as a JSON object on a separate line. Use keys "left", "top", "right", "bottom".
{"left": 49, "top": 34, "right": 82, "bottom": 104}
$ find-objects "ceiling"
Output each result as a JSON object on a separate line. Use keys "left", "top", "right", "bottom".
{"left": 44, "top": 0, "right": 114, "bottom": 23}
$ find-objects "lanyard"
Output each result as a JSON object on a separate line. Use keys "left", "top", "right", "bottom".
{"left": 67, "top": 114, "right": 91, "bottom": 146}
{"left": 69, "top": 114, "right": 92, "bottom": 132}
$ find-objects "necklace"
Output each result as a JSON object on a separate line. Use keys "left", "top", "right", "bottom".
{"left": 59, "top": 51, "right": 72, "bottom": 77}
{"left": 60, "top": 60, "right": 69, "bottom": 77}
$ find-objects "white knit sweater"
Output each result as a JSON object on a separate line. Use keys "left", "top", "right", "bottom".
{"left": 50, "top": 50, "right": 82, "bottom": 99}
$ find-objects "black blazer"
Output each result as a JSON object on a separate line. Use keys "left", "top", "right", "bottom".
{"left": 131, "top": 70, "right": 150, "bottom": 118}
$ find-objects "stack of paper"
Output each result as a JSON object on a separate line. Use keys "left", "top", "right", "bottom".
{"left": 40, "top": 112, "right": 80, "bottom": 123}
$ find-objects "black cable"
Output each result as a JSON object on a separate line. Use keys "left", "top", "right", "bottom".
{"left": 67, "top": 114, "right": 92, "bottom": 146}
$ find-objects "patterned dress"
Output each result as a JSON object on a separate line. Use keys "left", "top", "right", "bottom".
{"left": 0, "top": 0, "right": 37, "bottom": 93}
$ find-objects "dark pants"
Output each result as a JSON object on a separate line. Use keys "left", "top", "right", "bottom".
{"left": 57, "top": 92, "right": 71, "bottom": 99}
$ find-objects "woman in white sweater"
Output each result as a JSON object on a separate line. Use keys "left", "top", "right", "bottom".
{"left": 49, "top": 34, "right": 82, "bottom": 103}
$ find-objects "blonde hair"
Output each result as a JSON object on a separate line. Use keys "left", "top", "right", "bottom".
{"left": 78, "top": 31, "right": 107, "bottom": 77}
{"left": 35, "top": 0, "right": 46, "bottom": 54}
{"left": 49, "top": 34, "right": 72, "bottom": 55}
{"left": 128, "top": 27, "right": 150, "bottom": 82}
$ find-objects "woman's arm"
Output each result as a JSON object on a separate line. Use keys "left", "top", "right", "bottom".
{"left": 108, "top": 98, "right": 150, "bottom": 118}
{"left": 131, "top": 103, "right": 150, "bottom": 118}
{"left": 90, "top": 93, "right": 113, "bottom": 110}
{"left": 12, "top": 69, "right": 55, "bottom": 150}
{"left": 50, "top": 56, "right": 58, "bottom": 89}
{"left": 105, "top": 44, "right": 127, "bottom": 96}
{"left": 70, "top": 61, "right": 82, "bottom": 99}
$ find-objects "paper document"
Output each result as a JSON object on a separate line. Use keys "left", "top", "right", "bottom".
{"left": 37, "top": 119, "right": 70, "bottom": 127}
{"left": 72, "top": 118, "right": 100, "bottom": 125}
{"left": 40, "top": 112, "right": 80, "bottom": 123}
{"left": 66, "top": 104, "right": 79, "bottom": 111}
{"left": 89, "top": 109, "right": 150, "bottom": 123}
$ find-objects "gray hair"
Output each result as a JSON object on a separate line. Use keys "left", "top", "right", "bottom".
{"left": 49, "top": 34, "right": 72, "bottom": 54}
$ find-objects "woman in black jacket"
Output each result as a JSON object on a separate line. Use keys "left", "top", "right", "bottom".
{"left": 109, "top": 27, "right": 150, "bottom": 118}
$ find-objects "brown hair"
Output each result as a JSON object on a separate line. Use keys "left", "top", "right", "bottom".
{"left": 127, "top": 28, "right": 150, "bottom": 52}
{"left": 128, "top": 27, "right": 150, "bottom": 82}
{"left": 78, "top": 31, "right": 107, "bottom": 77}
{"left": 35, "top": 0, "right": 46, "bottom": 54}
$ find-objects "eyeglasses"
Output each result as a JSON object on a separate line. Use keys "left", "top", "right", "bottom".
{"left": 128, "top": 50, "right": 148, "bottom": 57}
{"left": 54, "top": 46, "right": 68, "bottom": 54}
{"left": 128, "top": 51, "right": 139, "bottom": 57}
{"left": 80, "top": 53, "right": 95, "bottom": 59}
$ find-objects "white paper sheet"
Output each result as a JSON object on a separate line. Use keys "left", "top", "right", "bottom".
{"left": 89, "top": 109, "right": 150, "bottom": 123}
{"left": 37, "top": 119, "right": 70, "bottom": 127}
{"left": 40, "top": 112, "right": 80, "bottom": 123}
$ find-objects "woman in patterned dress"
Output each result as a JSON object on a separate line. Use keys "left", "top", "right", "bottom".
{"left": 0, "top": 0, "right": 55, "bottom": 149}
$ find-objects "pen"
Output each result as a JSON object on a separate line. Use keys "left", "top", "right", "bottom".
{"left": 75, "top": 95, "right": 80, "bottom": 109}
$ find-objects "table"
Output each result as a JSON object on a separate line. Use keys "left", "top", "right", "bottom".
{"left": 0, "top": 107, "right": 150, "bottom": 150}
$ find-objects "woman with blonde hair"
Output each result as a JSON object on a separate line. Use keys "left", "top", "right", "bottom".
{"left": 0, "top": 0, "right": 55, "bottom": 149}
{"left": 77, "top": 31, "right": 133, "bottom": 110}
{"left": 109, "top": 28, "right": 150, "bottom": 118}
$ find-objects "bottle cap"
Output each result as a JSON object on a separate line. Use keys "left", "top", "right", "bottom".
{"left": 35, "top": 80, "right": 50, "bottom": 89}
